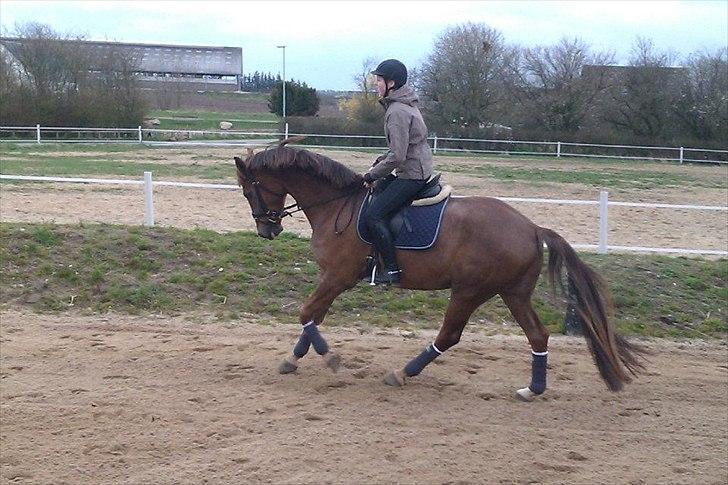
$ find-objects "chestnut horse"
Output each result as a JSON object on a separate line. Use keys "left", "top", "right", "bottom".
{"left": 234, "top": 143, "right": 642, "bottom": 401}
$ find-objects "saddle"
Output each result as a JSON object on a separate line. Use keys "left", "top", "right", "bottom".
{"left": 357, "top": 173, "right": 452, "bottom": 251}
{"left": 412, "top": 173, "right": 448, "bottom": 204}
{"left": 373, "top": 173, "right": 451, "bottom": 238}
{"left": 358, "top": 174, "right": 452, "bottom": 285}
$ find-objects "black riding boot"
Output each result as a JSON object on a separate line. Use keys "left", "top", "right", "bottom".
{"left": 369, "top": 220, "right": 401, "bottom": 285}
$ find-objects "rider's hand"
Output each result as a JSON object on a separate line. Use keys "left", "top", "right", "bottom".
{"left": 362, "top": 172, "right": 375, "bottom": 189}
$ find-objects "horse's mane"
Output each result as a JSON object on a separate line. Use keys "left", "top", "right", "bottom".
{"left": 242, "top": 145, "right": 362, "bottom": 189}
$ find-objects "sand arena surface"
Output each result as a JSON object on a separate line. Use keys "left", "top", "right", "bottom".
{"left": 1, "top": 310, "right": 726, "bottom": 484}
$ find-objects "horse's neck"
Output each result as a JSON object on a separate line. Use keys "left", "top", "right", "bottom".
{"left": 282, "top": 172, "right": 362, "bottom": 229}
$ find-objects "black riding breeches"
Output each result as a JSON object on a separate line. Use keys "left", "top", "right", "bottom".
{"left": 364, "top": 176, "right": 428, "bottom": 225}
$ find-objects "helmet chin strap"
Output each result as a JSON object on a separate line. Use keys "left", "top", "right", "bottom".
{"left": 383, "top": 80, "right": 395, "bottom": 99}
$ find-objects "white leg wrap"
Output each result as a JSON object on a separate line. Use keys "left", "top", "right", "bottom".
{"left": 516, "top": 387, "right": 538, "bottom": 402}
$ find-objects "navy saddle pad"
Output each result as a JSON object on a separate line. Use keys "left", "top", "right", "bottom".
{"left": 357, "top": 195, "right": 449, "bottom": 250}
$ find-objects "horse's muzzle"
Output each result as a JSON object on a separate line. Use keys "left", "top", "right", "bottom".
{"left": 257, "top": 222, "right": 283, "bottom": 240}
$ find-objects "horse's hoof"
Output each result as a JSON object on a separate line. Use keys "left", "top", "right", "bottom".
{"left": 323, "top": 352, "right": 341, "bottom": 373}
{"left": 515, "top": 387, "right": 541, "bottom": 402}
{"left": 383, "top": 370, "right": 406, "bottom": 387}
{"left": 278, "top": 359, "right": 298, "bottom": 374}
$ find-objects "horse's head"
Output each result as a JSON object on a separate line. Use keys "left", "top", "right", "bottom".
{"left": 234, "top": 150, "right": 286, "bottom": 240}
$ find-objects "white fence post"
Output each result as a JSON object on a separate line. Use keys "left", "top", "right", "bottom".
{"left": 679, "top": 147, "right": 684, "bottom": 164}
{"left": 138, "top": 126, "right": 142, "bottom": 143}
{"left": 557, "top": 141, "right": 561, "bottom": 157}
{"left": 433, "top": 135, "right": 438, "bottom": 154}
{"left": 284, "top": 122, "right": 289, "bottom": 139}
{"left": 144, "top": 171, "right": 154, "bottom": 227}
{"left": 36, "top": 124, "right": 41, "bottom": 144}
{"left": 598, "top": 190, "right": 608, "bottom": 254}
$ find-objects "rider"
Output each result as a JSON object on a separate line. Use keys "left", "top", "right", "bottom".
{"left": 362, "top": 59, "right": 434, "bottom": 285}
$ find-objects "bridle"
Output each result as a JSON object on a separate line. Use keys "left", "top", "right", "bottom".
{"left": 245, "top": 171, "right": 361, "bottom": 231}
{"left": 248, "top": 176, "right": 298, "bottom": 225}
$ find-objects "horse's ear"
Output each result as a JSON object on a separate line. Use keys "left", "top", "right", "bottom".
{"left": 234, "top": 156, "right": 247, "bottom": 177}
{"left": 279, "top": 135, "right": 306, "bottom": 147}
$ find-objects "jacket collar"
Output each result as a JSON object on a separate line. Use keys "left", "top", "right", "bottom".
{"left": 379, "top": 84, "right": 418, "bottom": 109}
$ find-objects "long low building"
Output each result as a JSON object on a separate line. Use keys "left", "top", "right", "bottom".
{"left": 0, "top": 37, "right": 244, "bottom": 92}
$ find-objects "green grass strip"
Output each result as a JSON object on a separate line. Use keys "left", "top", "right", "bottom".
{"left": 440, "top": 163, "right": 727, "bottom": 190}
{"left": 1, "top": 222, "right": 725, "bottom": 339}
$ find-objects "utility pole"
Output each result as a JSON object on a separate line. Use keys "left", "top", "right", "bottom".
{"left": 277, "top": 45, "right": 286, "bottom": 119}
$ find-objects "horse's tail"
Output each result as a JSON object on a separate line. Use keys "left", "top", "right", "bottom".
{"left": 538, "top": 227, "right": 645, "bottom": 391}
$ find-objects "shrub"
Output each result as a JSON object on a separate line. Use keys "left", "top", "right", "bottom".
{"left": 285, "top": 116, "right": 386, "bottom": 148}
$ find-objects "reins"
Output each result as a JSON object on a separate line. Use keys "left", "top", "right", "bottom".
{"left": 248, "top": 175, "right": 361, "bottom": 234}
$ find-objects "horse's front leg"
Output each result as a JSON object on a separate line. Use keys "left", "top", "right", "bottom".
{"left": 279, "top": 279, "right": 347, "bottom": 374}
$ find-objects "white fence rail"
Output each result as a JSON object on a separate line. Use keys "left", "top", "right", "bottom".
{"left": 1, "top": 173, "right": 726, "bottom": 256}
{"left": 1, "top": 124, "right": 726, "bottom": 164}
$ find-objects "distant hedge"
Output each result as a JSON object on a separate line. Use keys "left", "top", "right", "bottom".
{"left": 285, "top": 116, "right": 386, "bottom": 148}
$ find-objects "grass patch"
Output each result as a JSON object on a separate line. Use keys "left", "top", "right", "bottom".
{"left": 32, "top": 226, "right": 59, "bottom": 246}
{"left": 439, "top": 162, "right": 727, "bottom": 190}
{"left": 1, "top": 222, "right": 725, "bottom": 339}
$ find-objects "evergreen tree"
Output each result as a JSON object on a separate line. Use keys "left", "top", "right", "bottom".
{"left": 268, "top": 79, "right": 320, "bottom": 116}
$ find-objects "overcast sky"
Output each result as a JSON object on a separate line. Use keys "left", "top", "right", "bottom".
{"left": 1, "top": 0, "right": 726, "bottom": 91}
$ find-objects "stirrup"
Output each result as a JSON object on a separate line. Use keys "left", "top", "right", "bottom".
{"left": 373, "top": 269, "right": 401, "bottom": 286}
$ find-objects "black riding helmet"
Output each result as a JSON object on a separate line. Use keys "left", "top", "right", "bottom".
{"left": 371, "top": 59, "right": 407, "bottom": 95}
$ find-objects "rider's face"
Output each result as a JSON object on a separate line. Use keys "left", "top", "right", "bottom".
{"left": 375, "top": 75, "right": 395, "bottom": 98}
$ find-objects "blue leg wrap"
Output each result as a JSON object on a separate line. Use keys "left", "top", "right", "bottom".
{"left": 302, "top": 321, "right": 329, "bottom": 355}
{"left": 292, "top": 331, "right": 311, "bottom": 358}
{"left": 404, "top": 343, "right": 443, "bottom": 377}
{"left": 530, "top": 351, "right": 548, "bottom": 394}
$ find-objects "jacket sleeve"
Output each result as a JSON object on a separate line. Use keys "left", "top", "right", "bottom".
{"left": 366, "top": 111, "right": 410, "bottom": 180}
{"left": 372, "top": 152, "right": 388, "bottom": 165}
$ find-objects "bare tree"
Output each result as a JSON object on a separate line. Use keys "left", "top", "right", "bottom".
{"left": 1, "top": 22, "right": 145, "bottom": 127}
{"left": 509, "top": 37, "right": 614, "bottom": 134}
{"left": 340, "top": 57, "right": 382, "bottom": 125}
{"left": 7, "top": 22, "right": 91, "bottom": 99}
{"left": 600, "top": 37, "right": 685, "bottom": 140}
{"left": 353, "top": 57, "right": 377, "bottom": 98}
{"left": 675, "top": 48, "right": 728, "bottom": 141}
{"left": 418, "top": 23, "right": 515, "bottom": 136}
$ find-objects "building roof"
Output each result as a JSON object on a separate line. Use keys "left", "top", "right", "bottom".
{"left": 0, "top": 37, "right": 242, "bottom": 76}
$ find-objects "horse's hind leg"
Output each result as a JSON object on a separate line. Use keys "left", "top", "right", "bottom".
{"left": 501, "top": 292, "right": 550, "bottom": 402}
{"left": 384, "top": 292, "right": 485, "bottom": 386}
